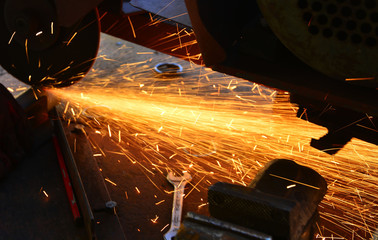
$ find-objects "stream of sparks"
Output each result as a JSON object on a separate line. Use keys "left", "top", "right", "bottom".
{"left": 48, "top": 36, "right": 377, "bottom": 240}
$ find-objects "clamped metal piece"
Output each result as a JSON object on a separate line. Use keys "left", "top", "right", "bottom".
{"left": 176, "top": 212, "right": 272, "bottom": 240}
{"left": 175, "top": 159, "right": 327, "bottom": 240}
{"left": 206, "top": 159, "right": 327, "bottom": 240}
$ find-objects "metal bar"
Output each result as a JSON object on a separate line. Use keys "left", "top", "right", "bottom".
{"left": 51, "top": 107, "right": 95, "bottom": 240}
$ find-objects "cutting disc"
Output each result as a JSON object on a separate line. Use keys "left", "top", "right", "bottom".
{"left": 0, "top": 0, "right": 100, "bottom": 88}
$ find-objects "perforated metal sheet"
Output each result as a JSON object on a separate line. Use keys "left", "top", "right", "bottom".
{"left": 257, "top": 0, "right": 378, "bottom": 88}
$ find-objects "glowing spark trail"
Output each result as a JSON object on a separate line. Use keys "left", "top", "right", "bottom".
{"left": 8, "top": 31, "right": 16, "bottom": 45}
{"left": 269, "top": 174, "right": 320, "bottom": 190}
{"left": 49, "top": 38, "right": 378, "bottom": 240}
{"left": 25, "top": 39, "right": 29, "bottom": 63}
{"left": 67, "top": 32, "right": 77, "bottom": 46}
{"left": 127, "top": 16, "right": 136, "bottom": 39}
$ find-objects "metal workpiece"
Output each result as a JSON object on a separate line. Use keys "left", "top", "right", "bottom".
{"left": 61, "top": 111, "right": 127, "bottom": 240}
{"left": 52, "top": 108, "right": 96, "bottom": 240}
{"left": 208, "top": 159, "right": 327, "bottom": 240}
{"left": 176, "top": 212, "right": 272, "bottom": 240}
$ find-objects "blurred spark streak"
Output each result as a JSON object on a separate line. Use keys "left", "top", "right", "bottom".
{"left": 143, "top": 173, "right": 162, "bottom": 192}
{"left": 31, "top": 88, "right": 39, "bottom": 100}
{"left": 50, "top": 45, "right": 378, "bottom": 238}
{"left": 8, "top": 31, "right": 16, "bottom": 44}
{"left": 98, "top": 55, "right": 117, "bottom": 62}
{"left": 334, "top": 116, "right": 369, "bottom": 133}
{"left": 105, "top": 178, "right": 117, "bottom": 186}
{"left": 67, "top": 32, "right": 77, "bottom": 46}
{"left": 308, "top": 17, "right": 313, "bottom": 27}
{"left": 287, "top": 184, "right": 296, "bottom": 189}
{"left": 153, "top": 0, "right": 175, "bottom": 16}
{"left": 356, "top": 124, "right": 378, "bottom": 132}
{"left": 198, "top": 203, "right": 208, "bottom": 209}
{"left": 127, "top": 16, "right": 136, "bottom": 38}
{"left": 108, "top": 124, "right": 112, "bottom": 137}
{"left": 365, "top": 113, "right": 375, "bottom": 127}
{"left": 269, "top": 174, "right": 320, "bottom": 190}
{"left": 149, "top": 12, "right": 153, "bottom": 22}
{"left": 354, "top": 199, "right": 373, "bottom": 239}
{"left": 170, "top": 40, "right": 197, "bottom": 52}
{"left": 177, "top": 24, "right": 182, "bottom": 50}
{"left": 152, "top": 13, "right": 189, "bottom": 26}
{"left": 184, "top": 30, "right": 192, "bottom": 36}
{"left": 25, "top": 39, "right": 29, "bottom": 63}
{"left": 151, "top": 215, "right": 159, "bottom": 223}
{"left": 51, "top": 22, "right": 54, "bottom": 34}
{"left": 194, "top": 113, "right": 201, "bottom": 124}
{"left": 36, "top": 31, "right": 43, "bottom": 36}
{"left": 161, "top": 224, "right": 169, "bottom": 232}
{"left": 155, "top": 200, "right": 165, "bottom": 205}
{"left": 43, "top": 190, "right": 49, "bottom": 198}
{"left": 184, "top": 175, "right": 205, "bottom": 198}
{"left": 135, "top": 187, "right": 141, "bottom": 194}
{"left": 54, "top": 66, "right": 71, "bottom": 76}
{"left": 227, "top": 79, "right": 233, "bottom": 89}
{"left": 345, "top": 77, "right": 375, "bottom": 81}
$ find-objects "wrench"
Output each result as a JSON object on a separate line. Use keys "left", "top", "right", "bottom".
{"left": 164, "top": 172, "right": 192, "bottom": 240}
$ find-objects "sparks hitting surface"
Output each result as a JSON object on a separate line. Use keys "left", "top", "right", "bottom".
{"left": 49, "top": 38, "right": 377, "bottom": 240}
